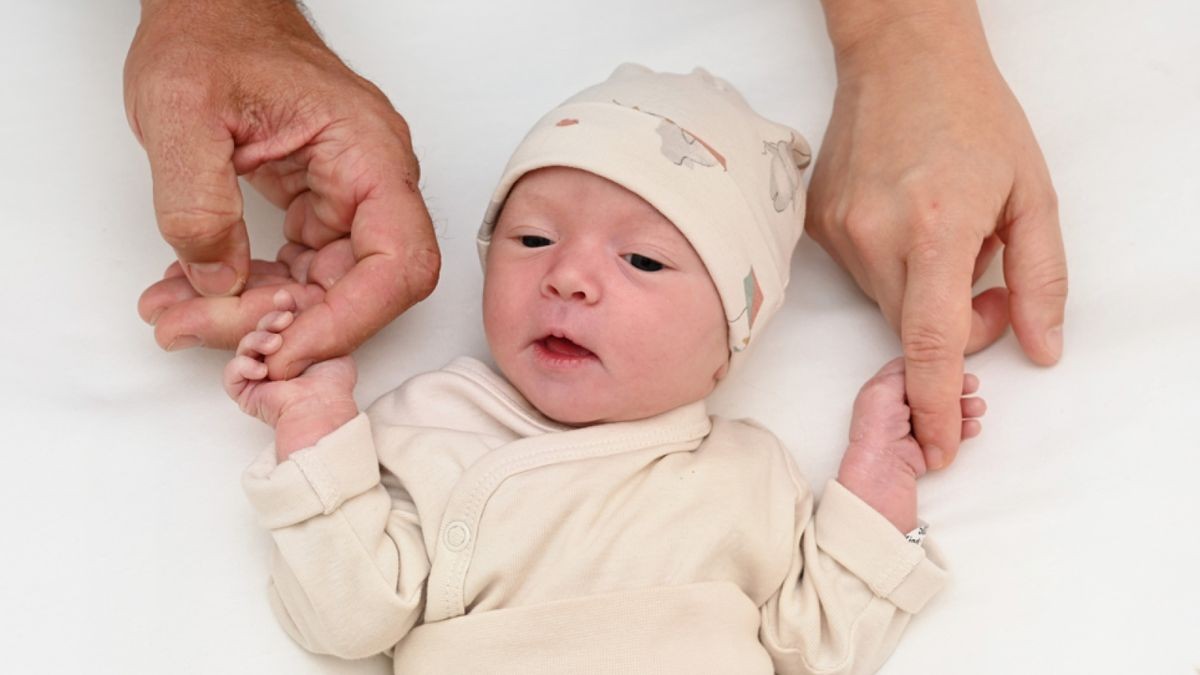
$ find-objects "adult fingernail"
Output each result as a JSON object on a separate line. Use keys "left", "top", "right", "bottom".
{"left": 166, "top": 335, "right": 203, "bottom": 351}
{"left": 148, "top": 308, "right": 165, "bottom": 326}
{"left": 926, "top": 446, "right": 945, "bottom": 471}
{"left": 284, "top": 359, "right": 315, "bottom": 379}
{"left": 187, "top": 262, "right": 239, "bottom": 296}
{"left": 1045, "top": 325, "right": 1063, "bottom": 362}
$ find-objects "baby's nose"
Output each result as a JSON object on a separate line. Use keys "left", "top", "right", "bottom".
{"left": 541, "top": 254, "right": 601, "bottom": 303}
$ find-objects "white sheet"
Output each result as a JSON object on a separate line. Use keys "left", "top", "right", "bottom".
{"left": 2, "top": 1, "right": 1197, "bottom": 672}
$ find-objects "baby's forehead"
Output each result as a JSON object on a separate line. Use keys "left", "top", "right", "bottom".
{"left": 502, "top": 168, "right": 687, "bottom": 238}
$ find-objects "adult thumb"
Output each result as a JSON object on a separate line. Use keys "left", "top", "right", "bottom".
{"left": 1002, "top": 177, "right": 1068, "bottom": 366}
{"left": 139, "top": 95, "right": 250, "bottom": 297}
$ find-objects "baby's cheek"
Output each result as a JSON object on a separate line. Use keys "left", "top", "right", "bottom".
{"left": 678, "top": 320, "right": 729, "bottom": 395}
{"left": 481, "top": 295, "right": 515, "bottom": 349}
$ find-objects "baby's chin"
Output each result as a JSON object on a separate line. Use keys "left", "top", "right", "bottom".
{"left": 526, "top": 394, "right": 614, "bottom": 427}
{"left": 495, "top": 353, "right": 718, "bottom": 426}
{"left": 524, "top": 389, "right": 679, "bottom": 428}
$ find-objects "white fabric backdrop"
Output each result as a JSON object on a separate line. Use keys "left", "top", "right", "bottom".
{"left": 2, "top": 1, "right": 1197, "bottom": 672}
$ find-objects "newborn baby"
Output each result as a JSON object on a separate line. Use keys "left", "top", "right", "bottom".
{"left": 225, "top": 64, "right": 984, "bottom": 674}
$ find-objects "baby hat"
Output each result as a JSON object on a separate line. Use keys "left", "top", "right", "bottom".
{"left": 478, "top": 63, "right": 811, "bottom": 369}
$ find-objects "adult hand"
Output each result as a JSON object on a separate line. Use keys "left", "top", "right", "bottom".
{"left": 125, "top": 0, "right": 440, "bottom": 379}
{"left": 809, "top": 0, "right": 1067, "bottom": 469}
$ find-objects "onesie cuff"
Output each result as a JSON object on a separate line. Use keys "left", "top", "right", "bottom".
{"left": 242, "top": 414, "right": 380, "bottom": 529}
{"left": 814, "top": 480, "right": 948, "bottom": 614}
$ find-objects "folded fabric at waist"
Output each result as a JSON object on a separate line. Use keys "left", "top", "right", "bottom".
{"left": 391, "top": 581, "right": 773, "bottom": 674}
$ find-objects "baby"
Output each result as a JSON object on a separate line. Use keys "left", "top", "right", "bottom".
{"left": 224, "top": 65, "right": 984, "bottom": 674}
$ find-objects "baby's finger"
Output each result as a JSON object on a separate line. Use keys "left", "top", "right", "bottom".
{"left": 962, "top": 373, "right": 980, "bottom": 395}
{"left": 256, "top": 309, "right": 295, "bottom": 333}
{"left": 962, "top": 419, "right": 983, "bottom": 440}
{"left": 223, "top": 355, "right": 268, "bottom": 399}
{"left": 271, "top": 287, "right": 299, "bottom": 313}
{"left": 237, "top": 330, "right": 284, "bottom": 359}
{"left": 961, "top": 396, "right": 988, "bottom": 419}
{"left": 876, "top": 356, "right": 906, "bottom": 378}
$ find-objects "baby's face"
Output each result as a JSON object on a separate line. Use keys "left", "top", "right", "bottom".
{"left": 483, "top": 166, "right": 729, "bottom": 425}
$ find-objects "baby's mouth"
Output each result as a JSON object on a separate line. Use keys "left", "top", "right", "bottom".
{"left": 536, "top": 335, "right": 596, "bottom": 359}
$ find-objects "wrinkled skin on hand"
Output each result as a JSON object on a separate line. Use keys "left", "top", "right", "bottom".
{"left": 808, "top": 6, "right": 1067, "bottom": 469}
{"left": 125, "top": 0, "right": 440, "bottom": 379}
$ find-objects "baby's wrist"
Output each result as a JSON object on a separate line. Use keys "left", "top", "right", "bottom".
{"left": 836, "top": 458, "right": 919, "bottom": 533}
{"left": 275, "top": 398, "right": 359, "bottom": 462}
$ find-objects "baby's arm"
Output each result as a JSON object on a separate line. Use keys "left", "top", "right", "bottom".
{"left": 229, "top": 290, "right": 431, "bottom": 657}
{"left": 836, "top": 357, "right": 985, "bottom": 532}
{"left": 224, "top": 289, "right": 359, "bottom": 461}
{"left": 759, "top": 358, "right": 984, "bottom": 673}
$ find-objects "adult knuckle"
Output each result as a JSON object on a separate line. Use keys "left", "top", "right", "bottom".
{"left": 908, "top": 237, "right": 954, "bottom": 269}
{"left": 157, "top": 206, "right": 241, "bottom": 251}
{"left": 841, "top": 201, "right": 882, "bottom": 249}
{"left": 908, "top": 198, "right": 948, "bottom": 239}
{"left": 403, "top": 245, "right": 442, "bottom": 303}
{"left": 1018, "top": 253, "right": 1069, "bottom": 300}
{"left": 801, "top": 184, "right": 837, "bottom": 240}
{"left": 901, "top": 324, "right": 955, "bottom": 365}
{"left": 1033, "top": 268, "right": 1069, "bottom": 301}
{"left": 386, "top": 107, "right": 414, "bottom": 144}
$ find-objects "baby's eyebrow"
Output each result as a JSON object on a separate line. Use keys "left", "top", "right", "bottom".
{"left": 625, "top": 216, "right": 687, "bottom": 243}
{"left": 506, "top": 187, "right": 560, "bottom": 213}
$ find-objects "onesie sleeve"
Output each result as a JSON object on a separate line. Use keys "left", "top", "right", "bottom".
{"left": 242, "top": 413, "right": 431, "bottom": 659}
{"left": 759, "top": 469, "right": 948, "bottom": 675}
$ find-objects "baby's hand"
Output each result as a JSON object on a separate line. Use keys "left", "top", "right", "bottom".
{"left": 224, "top": 289, "right": 359, "bottom": 460}
{"left": 836, "top": 357, "right": 986, "bottom": 532}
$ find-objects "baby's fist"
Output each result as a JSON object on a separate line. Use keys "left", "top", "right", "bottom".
{"left": 223, "top": 290, "right": 357, "bottom": 432}
{"left": 837, "top": 357, "right": 986, "bottom": 532}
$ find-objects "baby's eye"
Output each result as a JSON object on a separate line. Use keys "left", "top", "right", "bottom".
{"left": 520, "top": 235, "right": 553, "bottom": 248}
{"left": 623, "top": 253, "right": 665, "bottom": 272}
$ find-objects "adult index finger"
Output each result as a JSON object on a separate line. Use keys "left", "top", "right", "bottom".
{"left": 901, "top": 237, "right": 976, "bottom": 470}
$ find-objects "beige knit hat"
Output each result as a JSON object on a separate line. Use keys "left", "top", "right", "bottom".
{"left": 478, "top": 63, "right": 811, "bottom": 369}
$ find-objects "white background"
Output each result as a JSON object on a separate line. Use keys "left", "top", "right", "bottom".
{"left": 1, "top": 1, "right": 1197, "bottom": 673}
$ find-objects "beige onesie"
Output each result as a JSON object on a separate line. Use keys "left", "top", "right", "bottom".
{"left": 243, "top": 357, "right": 947, "bottom": 674}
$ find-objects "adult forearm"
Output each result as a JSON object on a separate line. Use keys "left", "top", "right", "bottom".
{"left": 818, "top": 0, "right": 994, "bottom": 77}
{"left": 140, "top": 0, "right": 299, "bottom": 13}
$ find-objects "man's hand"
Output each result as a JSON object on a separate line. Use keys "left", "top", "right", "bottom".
{"left": 810, "top": 0, "right": 1067, "bottom": 468}
{"left": 125, "top": 0, "right": 440, "bottom": 379}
